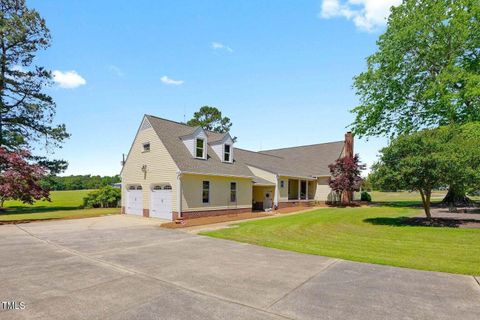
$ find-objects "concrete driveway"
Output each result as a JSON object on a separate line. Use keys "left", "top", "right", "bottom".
{"left": 1, "top": 215, "right": 479, "bottom": 320}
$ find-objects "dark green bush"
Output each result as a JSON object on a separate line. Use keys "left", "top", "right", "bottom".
{"left": 83, "top": 186, "right": 121, "bottom": 208}
{"left": 361, "top": 191, "right": 372, "bottom": 202}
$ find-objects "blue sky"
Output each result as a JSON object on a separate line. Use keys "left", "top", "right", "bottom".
{"left": 30, "top": 0, "right": 399, "bottom": 176}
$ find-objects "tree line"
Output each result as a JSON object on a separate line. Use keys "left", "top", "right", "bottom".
{"left": 42, "top": 175, "right": 121, "bottom": 191}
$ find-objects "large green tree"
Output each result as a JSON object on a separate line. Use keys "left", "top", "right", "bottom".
{"left": 187, "top": 106, "right": 233, "bottom": 133}
{"left": 0, "top": 0, "right": 69, "bottom": 171}
{"left": 371, "top": 123, "right": 480, "bottom": 217}
{"left": 352, "top": 0, "right": 480, "bottom": 204}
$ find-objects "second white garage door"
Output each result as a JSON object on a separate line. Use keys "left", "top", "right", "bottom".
{"left": 150, "top": 185, "right": 172, "bottom": 220}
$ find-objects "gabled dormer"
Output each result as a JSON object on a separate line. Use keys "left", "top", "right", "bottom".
{"left": 180, "top": 127, "right": 208, "bottom": 160}
{"left": 209, "top": 133, "right": 234, "bottom": 163}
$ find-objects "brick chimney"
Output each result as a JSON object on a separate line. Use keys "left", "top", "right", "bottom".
{"left": 344, "top": 131, "right": 354, "bottom": 158}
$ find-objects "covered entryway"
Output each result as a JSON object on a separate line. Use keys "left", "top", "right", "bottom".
{"left": 150, "top": 184, "right": 173, "bottom": 220}
{"left": 126, "top": 185, "right": 143, "bottom": 215}
{"left": 252, "top": 184, "right": 275, "bottom": 211}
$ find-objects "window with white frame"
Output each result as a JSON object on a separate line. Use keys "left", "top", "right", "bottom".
{"left": 202, "top": 181, "right": 210, "bottom": 203}
{"left": 230, "top": 182, "right": 237, "bottom": 202}
{"left": 224, "top": 144, "right": 231, "bottom": 162}
{"left": 196, "top": 138, "right": 205, "bottom": 158}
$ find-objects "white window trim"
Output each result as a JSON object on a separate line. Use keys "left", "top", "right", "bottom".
{"left": 223, "top": 144, "right": 232, "bottom": 163}
{"left": 202, "top": 180, "right": 210, "bottom": 204}
{"left": 195, "top": 138, "right": 206, "bottom": 159}
{"left": 230, "top": 181, "right": 237, "bottom": 203}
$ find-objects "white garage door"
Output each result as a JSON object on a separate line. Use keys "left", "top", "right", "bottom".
{"left": 150, "top": 185, "right": 172, "bottom": 220}
{"left": 126, "top": 186, "right": 143, "bottom": 216}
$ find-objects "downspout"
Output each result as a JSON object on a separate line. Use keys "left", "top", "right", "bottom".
{"left": 176, "top": 170, "right": 182, "bottom": 219}
{"left": 274, "top": 174, "right": 279, "bottom": 210}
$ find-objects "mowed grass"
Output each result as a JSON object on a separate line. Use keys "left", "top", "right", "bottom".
{"left": 4, "top": 190, "right": 91, "bottom": 210}
{"left": 370, "top": 190, "right": 480, "bottom": 205}
{"left": 203, "top": 206, "right": 480, "bottom": 275}
{"left": 0, "top": 190, "right": 119, "bottom": 222}
{"left": 370, "top": 190, "right": 448, "bottom": 204}
{"left": 0, "top": 208, "right": 119, "bottom": 222}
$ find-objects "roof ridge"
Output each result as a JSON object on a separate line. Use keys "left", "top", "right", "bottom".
{"left": 260, "top": 140, "right": 344, "bottom": 152}
{"left": 235, "top": 147, "right": 285, "bottom": 159}
{"left": 146, "top": 114, "right": 228, "bottom": 136}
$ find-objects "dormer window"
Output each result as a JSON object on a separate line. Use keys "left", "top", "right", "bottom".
{"left": 224, "top": 144, "right": 231, "bottom": 162}
{"left": 195, "top": 138, "right": 205, "bottom": 158}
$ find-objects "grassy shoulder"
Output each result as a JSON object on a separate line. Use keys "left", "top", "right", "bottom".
{"left": 1, "top": 190, "right": 119, "bottom": 222}
{"left": 202, "top": 206, "right": 480, "bottom": 275}
{"left": 0, "top": 208, "right": 119, "bottom": 222}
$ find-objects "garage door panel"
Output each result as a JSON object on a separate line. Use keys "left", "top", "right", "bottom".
{"left": 126, "top": 189, "right": 143, "bottom": 216}
{"left": 151, "top": 188, "right": 172, "bottom": 220}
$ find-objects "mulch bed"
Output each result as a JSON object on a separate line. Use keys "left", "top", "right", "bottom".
{"left": 161, "top": 212, "right": 274, "bottom": 229}
{"left": 408, "top": 207, "right": 480, "bottom": 229}
{"left": 400, "top": 217, "right": 480, "bottom": 229}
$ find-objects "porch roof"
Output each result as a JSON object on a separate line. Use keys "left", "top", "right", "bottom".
{"left": 252, "top": 176, "right": 275, "bottom": 186}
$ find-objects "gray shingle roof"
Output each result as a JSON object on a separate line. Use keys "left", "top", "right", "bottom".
{"left": 145, "top": 115, "right": 343, "bottom": 179}
{"left": 260, "top": 142, "right": 345, "bottom": 176}
{"left": 146, "top": 115, "right": 253, "bottom": 177}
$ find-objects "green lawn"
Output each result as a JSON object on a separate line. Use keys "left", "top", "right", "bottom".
{"left": 0, "top": 208, "right": 119, "bottom": 222}
{"left": 370, "top": 190, "right": 448, "bottom": 204}
{"left": 1, "top": 190, "right": 119, "bottom": 222}
{"left": 370, "top": 190, "right": 480, "bottom": 205}
{"left": 203, "top": 206, "right": 480, "bottom": 275}
{"left": 4, "top": 189, "right": 90, "bottom": 211}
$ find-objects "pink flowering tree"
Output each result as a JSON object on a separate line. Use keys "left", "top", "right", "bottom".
{"left": 0, "top": 148, "right": 50, "bottom": 209}
{"left": 328, "top": 154, "right": 365, "bottom": 205}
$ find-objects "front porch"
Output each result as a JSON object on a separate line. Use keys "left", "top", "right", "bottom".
{"left": 252, "top": 177, "right": 317, "bottom": 211}
{"left": 286, "top": 179, "right": 316, "bottom": 201}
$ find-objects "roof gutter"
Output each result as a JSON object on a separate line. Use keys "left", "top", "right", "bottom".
{"left": 180, "top": 171, "right": 254, "bottom": 179}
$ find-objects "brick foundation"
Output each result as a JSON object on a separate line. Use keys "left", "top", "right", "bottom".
{"left": 277, "top": 201, "right": 316, "bottom": 209}
{"left": 143, "top": 209, "right": 150, "bottom": 218}
{"left": 175, "top": 207, "right": 252, "bottom": 220}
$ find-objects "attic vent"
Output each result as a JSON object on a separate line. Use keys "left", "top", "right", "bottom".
{"left": 140, "top": 119, "right": 152, "bottom": 131}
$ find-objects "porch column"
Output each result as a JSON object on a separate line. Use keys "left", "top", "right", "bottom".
{"left": 306, "top": 180, "right": 309, "bottom": 200}
{"left": 274, "top": 174, "right": 279, "bottom": 208}
{"left": 298, "top": 179, "right": 301, "bottom": 200}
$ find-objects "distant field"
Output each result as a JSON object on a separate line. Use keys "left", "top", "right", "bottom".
{"left": 370, "top": 191, "right": 448, "bottom": 204}
{"left": 0, "top": 190, "right": 119, "bottom": 222}
{"left": 370, "top": 190, "right": 479, "bottom": 204}
{"left": 4, "top": 190, "right": 91, "bottom": 209}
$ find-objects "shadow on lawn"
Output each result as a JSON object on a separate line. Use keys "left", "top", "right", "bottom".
{"left": 0, "top": 206, "right": 82, "bottom": 215}
{"left": 364, "top": 216, "right": 480, "bottom": 228}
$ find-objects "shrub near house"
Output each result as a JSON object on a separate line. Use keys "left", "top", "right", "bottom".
{"left": 83, "top": 186, "right": 121, "bottom": 208}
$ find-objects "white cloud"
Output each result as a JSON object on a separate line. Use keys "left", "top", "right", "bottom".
{"left": 160, "top": 75, "right": 184, "bottom": 85}
{"left": 52, "top": 70, "right": 86, "bottom": 89}
{"left": 320, "top": 0, "right": 402, "bottom": 32}
{"left": 107, "top": 65, "right": 124, "bottom": 77}
{"left": 211, "top": 42, "right": 234, "bottom": 53}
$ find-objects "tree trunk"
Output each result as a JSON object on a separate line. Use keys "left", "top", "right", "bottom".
{"left": 341, "top": 190, "right": 351, "bottom": 205}
{"left": 441, "top": 185, "right": 473, "bottom": 207}
{"left": 419, "top": 189, "right": 432, "bottom": 219}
